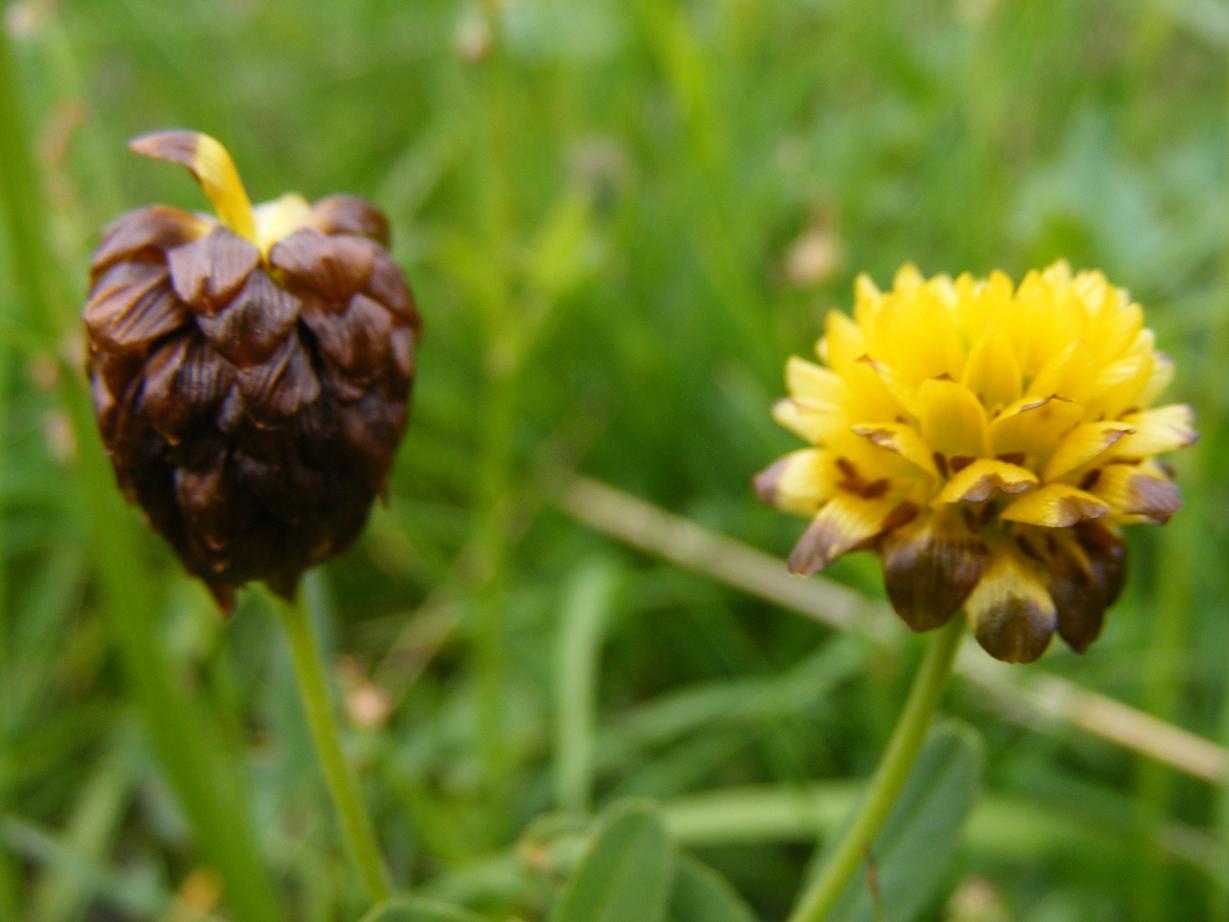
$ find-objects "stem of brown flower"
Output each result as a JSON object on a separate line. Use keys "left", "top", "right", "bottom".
{"left": 788, "top": 615, "right": 964, "bottom": 922}
{"left": 275, "top": 593, "right": 392, "bottom": 906}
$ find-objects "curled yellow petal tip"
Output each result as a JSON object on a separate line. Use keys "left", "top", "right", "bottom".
{"left": 129, "top": 130, "right": 256, "bottom": 243}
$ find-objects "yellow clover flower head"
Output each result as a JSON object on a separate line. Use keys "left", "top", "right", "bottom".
{"left": 756, "top": 262, "right": 1196, "bottom": 663}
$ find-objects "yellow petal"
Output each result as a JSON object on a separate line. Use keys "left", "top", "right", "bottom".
{"left": 1112, "top": 405, "right": 1198, "bottom": 459}
{"left": 252, "top": 192, "right": 312, "bottom": 254}
{"left": 819, "top": 309, "right": 867, "bottom": 373}
{"left": 1090, "top": 461, "right": 1182, "bottom": 524}
{"left": 129, "top": 131, "right": 256, "bottom": 242}
{"left": 1137, "top": 353, "right": 1174, "bottom": 406}
{"left": 988, "top": 395, "right": 1083, "bottom": 461}
{"left": 1025, "top": 340, "right": 1095, "bottom": 405}
{"left": 964, "top": 548, "right": 1056, "bottom": 663}
{"left": 851, "top": 422, "right": 938, "bottom": 476}
{"left": 961, "top": 325, "right": 1021, "bottom": 412}
{"left": 934, "top": 459, "right": 1037, "bottom": 505}
{"left": 1000, "top": 483, "right": 1109, "bottom": 527}
{"left": 788, "top": 494, "right": 916, "bottom": 575}
{"left": 1042, "top": 421, "right": 1135, "bottom": 481}
{"left": 785, "top": 356, "right": 845, "bottom": 410}
{"left": 772, "top": 398, "right": 839, "bottom": 444}
{"left": 916, "top": 378, "right": 987, "bottom": 459}
{"left": 753, "top": 449, "right": 835, "bottom": 516}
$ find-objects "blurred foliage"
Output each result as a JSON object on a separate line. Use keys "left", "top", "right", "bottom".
{"left": 1, "top": 0, "right": 1227, "bottom": 919}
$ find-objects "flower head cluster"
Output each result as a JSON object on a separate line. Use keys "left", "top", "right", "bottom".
{"left": 84, "top": 132, "right": 421, "bottom": 610}
{"left": 757, "top": 263, "right": 1195, "bottom": 662}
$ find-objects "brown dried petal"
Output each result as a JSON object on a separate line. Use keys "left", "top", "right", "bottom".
{"left": 310, "top": 195, "right": 390, "bottom": 245}
{"left": 972, "top": 597, "right": 1056, "bottom": 664}
{"left": 1050, "top": 524, "right": 1126, "bottom": 653}
{"left": 196, "top": 270, "right": 301, "bottom": 366}
{"left": 92, "top": 206, "right": 210, "bottom": 273}
{"left": 389, "top": 327, "right": 416, "bottom": 383}
{"left": 141, "top": 336, "right": 234, "bottom": 439}
{"left": 234, "top": 333, "right": 321, "bottom": 422}
{"left": 168, "top": 227, "right": 261, "bottom": 313}
{"left": 84, "top": 262, "right": 188, "bottom": 350}
{"left": 269, "top": 228, "right": 375, "bottom": 303}
{"left": 301, "top": 292, "right": 393, "bottom": 377}
{"left": 365, "top": 249, "right": 419, "bottom": 323}
{"left": 965, "top": 553, "right": 1056, "bottom": 663}
{"left": 882, "top": 515, "right": 989, "bottom": 632}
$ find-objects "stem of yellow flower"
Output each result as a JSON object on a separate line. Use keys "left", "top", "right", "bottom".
{"left": 274, "top": 593, "right": 393, "bottom": 906}
{"left": 788, "top": 616, "right": 964, "bottom": 922}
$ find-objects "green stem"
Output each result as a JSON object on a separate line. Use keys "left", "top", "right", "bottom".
{"left": 788, "top": 616, "right": 964, "bottom": 922}
{"left": 274, "top": 594, "right": 392, "bottom": 906}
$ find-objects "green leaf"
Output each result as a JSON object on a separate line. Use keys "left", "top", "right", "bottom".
{"left": 555, "top": 558, "right": 620, "bottom": 812}
{"left": 358, "top": 897, "right": 485, "bottom": 922}
{"left": 553, "top": 799, "right": 676, "bottom": 922}
{"left": 818, "top": 721, "right": 983, "bottom": 922}
{"left": 669, "top": 852, "right": 757, "bottom": 922}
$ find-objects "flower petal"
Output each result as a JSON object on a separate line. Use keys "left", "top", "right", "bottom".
{"left": 1000, "top": 483, "right": 1109, "bottom": 528}
{"left": 234, "top": 333, "right": 322, "bottom": 422}
{"left": 988, "top": 395, "right": 1083, "bottom": 461}
{"left": 753, "top": 448, "right": 836, "bottom": 516}
{"left": 91, "top": 206, "right": 209, "bottom": 273}
{"left": 964, "top": 549, "right": 1056, "bottom": 663}
{"left": 1112, "top": 405, "right": 1198, "bottom": 459}
{"left": 787, "top": 494, "right": 915, "bottom": 575}
{"left": 195, "top": 270, "right": 301, "bottom": 367}
{"left": 916, "top": 378, "right": 987, "bottom": 459}
{"left": 934, "top": 459, "right": 1037, "bottom": 505}
{"left": 961, "top": 325, "right": 1021, "bottom": 412}
{"left": 167, "top": 227, "right": 261, "bottom": 313}
{"left": 786, "top": 356, "right": 845, "bottom": 410}
{"left": 1090, "top": 461, "right": 1182, "bottom": 524}
{"left": 882, "top": 513, "right": 989, "bottom": 631}
{"left": 1042, "top": 421, "right": 1135, "bottom": 481}
{"left": 1049, "top": 524, "right": 1125, "bottom": 653}
{"left": 851, "top": 422, "right": 938, "bottom": 476}
{"left": 310, "top": 194, "right": 391, "bottom": 245}
{"left": 772, "top": 397, "right": 837, "bottom": 444}
{"left": 269, "top": 228, "right": 376, "bottom": 303}
{"left": 84, "top": 262, "right": 188, "bottom": 350}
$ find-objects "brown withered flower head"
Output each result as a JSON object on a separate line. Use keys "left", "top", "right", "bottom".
{"left": 757, "top": 263, "right": 1195, "bottom": 663}
{"left": 84, "top": 131, "right": 420, "bottom": 611}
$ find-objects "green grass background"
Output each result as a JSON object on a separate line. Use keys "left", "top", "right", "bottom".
{"left": 1, "top": 0, "right": 1227, "bottom": 919}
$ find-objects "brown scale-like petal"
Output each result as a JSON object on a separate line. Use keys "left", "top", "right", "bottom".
{"left": 234, "top": 333, "right": 322, "bottom": 423}
{"left": 310, "top": 195, "right": 391, "bottom": 245}
{"left": 91, "top": 206, "right": 209, "bottom": 273}
{"left": 366, "top": 249, "right": 419, "bottom": 322}
{"left": 301, "top": 292, "right": 393, "bottom": 378}
{"left": 1049, "top": 524, "right": 1126, "bottom": 653}
{"left": 882, "top": 514, "right": 989, "bottom": 632}
{"left": 84, "top": 262, "right": 188, "bottom": 350}
{"left": 195, "top": 270, "right": 301, "bottom": 366}
{"left": 269, "top": 228, "right": 375, "bottom": 303}
{"left": 1092, "top": 462, "right": 1182, "bottom": 524}
{"left": 390, "top": 326, "right": 416, "bottom": 382}
{"left": 965, "top": 551, "right": 1056, "bottom": 663}
{"left": 141, "top": 336, "right": 234, "bottom": 440}
{"left": 168, "top": 227, "right": 261, "bottom": 313}
{"left": 788, "top": 494, "right": 913, "bottom": 576}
